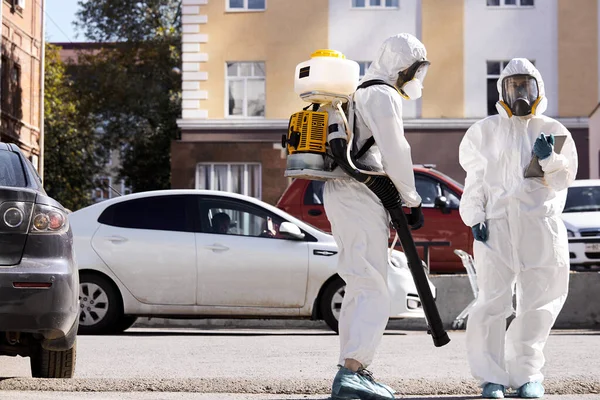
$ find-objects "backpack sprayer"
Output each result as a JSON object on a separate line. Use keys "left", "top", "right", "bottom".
{"left": 283, "top": 49, "right": 450, "bottom": 348}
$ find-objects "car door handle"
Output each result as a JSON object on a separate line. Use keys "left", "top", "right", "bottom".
{"left": 105, "top": 235, "right": 128, "bottom": 243}
{"left": 204, "top": 244, "right": 229, "bottom": 252}
{"left": 308, "top": 209, "right": 322, "bottom": 216}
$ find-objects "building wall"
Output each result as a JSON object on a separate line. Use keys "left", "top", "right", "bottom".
{"left": 176, "top": 1, "right": 594, "bottom": 201}
{"left": 421, "top": 0, "right": 463, "bottom": 118}
{"left": 1, "top": 0, "right": 43, "bottom": 163}
{"left": 171, "top": 140, "right": 288, "bottom": 205}
{"left": 464, "top": 0, "right": 559, "bottom": 118}
{"left": 590, "top": 106, "right": 600, "bottom": 179}
{"left": 407, "top": 127, "right": 590, "bottom": 184}
{"left": 172, "top": 125, "right": 590, "bottom": 207}
{"left": 181, "top": 0, "right": 328, "bottom": 120}
{"left": 570, "top": 128, "right": 590, "bottom": 180}
{"left": 328, "top": 0, "right": 420, "bottom": 118}
{"left": 557, "top": 0, "right": 598, "bottom": 117}
{"left": 406, "top": 130, "right": 467, "bottom": 182}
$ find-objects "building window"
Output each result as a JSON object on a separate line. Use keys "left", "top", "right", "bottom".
{"left": 487, "top": 59, "right": 535, "bottom": 115}
{"left": 358, "top": 61, "right": 372, "bottom": 78}
{"left": 11, "top": 63, "right": 20, "bottom": 117}
{"left": 0, "top": 56, "right": 8, "bottom": 113}
{"left": 227, "top": 0, "right": 266, "bottom": 11}
{"left": 487, "top": 0, "right": 534, "bottom": 7}
{"left": 0, "top": 56, "right": 21, "bottom": 117}
{"left": 93, "top": 176, "right": 112, "bottom": 202}
{"left": 352, "top": 0, "right": 399, "bottom": 9}
{"left": 226, "top": 62, "right": 265, "bottom": 118}
{"left": 196, "top": 163, "right": 262, "bottom": 199}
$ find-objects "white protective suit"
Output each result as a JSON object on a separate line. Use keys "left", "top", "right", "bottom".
{"left": 459, "top": 58, "right": 578, "bottom": 389}
{"left": 323, "top": 33, "right": 425, "bottom": 368}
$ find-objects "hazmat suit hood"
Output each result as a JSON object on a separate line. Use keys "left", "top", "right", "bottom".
{"left": 496, "top": 58, "right": 547, "bottom": 117}
{"left": 360, "top": 33, "right": 428, "bottom": 87}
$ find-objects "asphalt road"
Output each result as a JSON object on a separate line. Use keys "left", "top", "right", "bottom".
{"left": 0, "top": 328, "right": 598, "bottom": 398}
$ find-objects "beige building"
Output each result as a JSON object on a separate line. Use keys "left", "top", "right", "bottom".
{"left": 173, "top": 0, "right": 328, "bottom": 205}
{"left": 175, "top": 0, "right": 595, "bottom": 205}
{"left": 1, "top": 0, "right": 44, "bottom": 172}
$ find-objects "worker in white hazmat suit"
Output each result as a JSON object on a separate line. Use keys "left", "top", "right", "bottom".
{"left": 459, "top": 58, "right": 578, "bottom": 399}
{"left": 324, "top": 33, "right": 429, "bottom": 400}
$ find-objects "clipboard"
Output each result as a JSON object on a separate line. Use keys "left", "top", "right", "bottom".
{"left": 524, "top": 134, "right": 567, "bottom": 178}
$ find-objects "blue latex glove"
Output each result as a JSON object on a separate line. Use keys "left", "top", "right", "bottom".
{"left": 533, "top": 133, "right": 555, "bottom": 160}
{"left": 472, "top": 222, "right": 488, "bottom": 243}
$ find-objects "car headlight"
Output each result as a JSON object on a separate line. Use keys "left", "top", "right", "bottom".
{"left": 567, "top": 230, "right": 575, "bottom": 238}
{"left": 29, "top": 204, "right": 68, "bottom": 234}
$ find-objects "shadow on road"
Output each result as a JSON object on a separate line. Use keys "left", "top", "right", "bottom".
{"left": 238, "top": 397, "right": 481, "bottom": 400}
{"left": 400, "top": 397, "right": 480, "bottom": 400}
{"left": 550, "top": 329, "right": 600, "bottom": 336}
{"left": 115, "top": 330, "right": 408, "bottom": 337}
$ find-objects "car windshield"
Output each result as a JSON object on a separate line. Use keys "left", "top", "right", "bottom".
{"left": 0, "top": 150, "right": 27, "bottom": 188}
{"left": 564, "top": 186, "right": 600, "bottom": 213}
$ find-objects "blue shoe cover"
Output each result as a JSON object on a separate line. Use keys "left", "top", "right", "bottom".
{"left": 482, "top": 383, "right": 505, "bottom": 399}
{"left": 517, "top": 381, "right": 545, "bottom": 398}
{"left": 331, "top": 366, "right": 395, "bottom": 400}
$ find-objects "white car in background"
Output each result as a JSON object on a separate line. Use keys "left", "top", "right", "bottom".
{"left": 561, "top": 179, "right": 600, "bottom": 269}
{"left": 68, "top": 189, "right": 434, "bottom": 334}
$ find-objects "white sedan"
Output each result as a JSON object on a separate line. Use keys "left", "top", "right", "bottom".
{"left": 68, "top": 189, "right": 434, "bottom": 334}
{"left": 561, "top": 179, "right": 600, "bottom": 269}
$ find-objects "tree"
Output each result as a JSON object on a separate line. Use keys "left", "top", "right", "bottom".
{"left": 43, "top": 43, "right": 105, "bottom": 211}
{"left": 72, "top": 0, "right": 182, "bottom": 192}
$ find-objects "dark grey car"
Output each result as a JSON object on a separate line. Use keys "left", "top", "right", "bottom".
{"left": 0, "top": 143, "right": 78, "bottom": 378}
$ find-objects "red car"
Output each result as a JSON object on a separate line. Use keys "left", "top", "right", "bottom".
{"left": 276, "top": 165, "right": 472, "bottom": 273}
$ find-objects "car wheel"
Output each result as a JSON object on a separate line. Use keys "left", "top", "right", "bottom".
{"left": 30, "top": 339, "right": 76, "bottom": 378}
{"left": 320, "top": 276, "right": 346, "bottom": 334}
{"left": 78, "top": 272, "right": 123, "bottom": 335}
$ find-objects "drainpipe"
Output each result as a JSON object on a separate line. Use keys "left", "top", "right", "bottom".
{"left": 38, "top": 0, "right": 46, "bottom": 181}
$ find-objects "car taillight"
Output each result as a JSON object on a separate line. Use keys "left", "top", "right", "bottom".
{"left": 0, "top": 201, "right": 33, "bottom": 233}
{"left": 29, "top": 204, "right": 68, "bottom": 234}
{"left": 4, "top": 207, "right": 24, "bottom": 227}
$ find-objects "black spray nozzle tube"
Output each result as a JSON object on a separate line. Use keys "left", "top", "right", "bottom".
{"left": 329, "top": 137, "right": 450, "bottom": 348}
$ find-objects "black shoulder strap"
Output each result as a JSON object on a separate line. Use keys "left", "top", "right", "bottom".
{"left": 354, "top": 137, "right": 375, "bottom": 159}
{"left": 357, "top": 79, "right": 398, "bottom": 92}
{"left": 351, "top": 80, "right": 397, "bottom": 158}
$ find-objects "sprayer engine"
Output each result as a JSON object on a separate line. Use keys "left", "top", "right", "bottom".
{"left": 282, "top": 110, "right": 329, "bottom": 175}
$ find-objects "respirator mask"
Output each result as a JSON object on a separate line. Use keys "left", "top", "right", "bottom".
{"left": 501, "top": 74, "right": 540, "bottom": 117}
{"left": 396, "top": 59, "right": 430, "bottom": 100}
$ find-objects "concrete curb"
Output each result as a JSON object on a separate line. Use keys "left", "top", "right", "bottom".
{"left": 132, "top": 272, "right": 600, "bottom": 331}
{"left": 0, "top": 377, "right": 599, "bottom": 396}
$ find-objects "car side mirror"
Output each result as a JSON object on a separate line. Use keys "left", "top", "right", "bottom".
{"left": 434, "top": 195, "right": 451, "bottom": 214}
{"left": 279, "top": 222, "right": 305, "bottom": 240}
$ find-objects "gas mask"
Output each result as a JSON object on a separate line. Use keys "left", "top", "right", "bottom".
{"left": 498, "top": 74, "right": 543, "bottom": 117}
{"left": 396, "top": 60, "right": 430, "bottom": 100}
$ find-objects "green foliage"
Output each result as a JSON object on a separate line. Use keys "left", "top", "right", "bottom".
{"left": 43, "top": 43, "right": 105, "bottom": 211}
{"left": 72, "top": 0, "right": 182, "bottom": 192}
